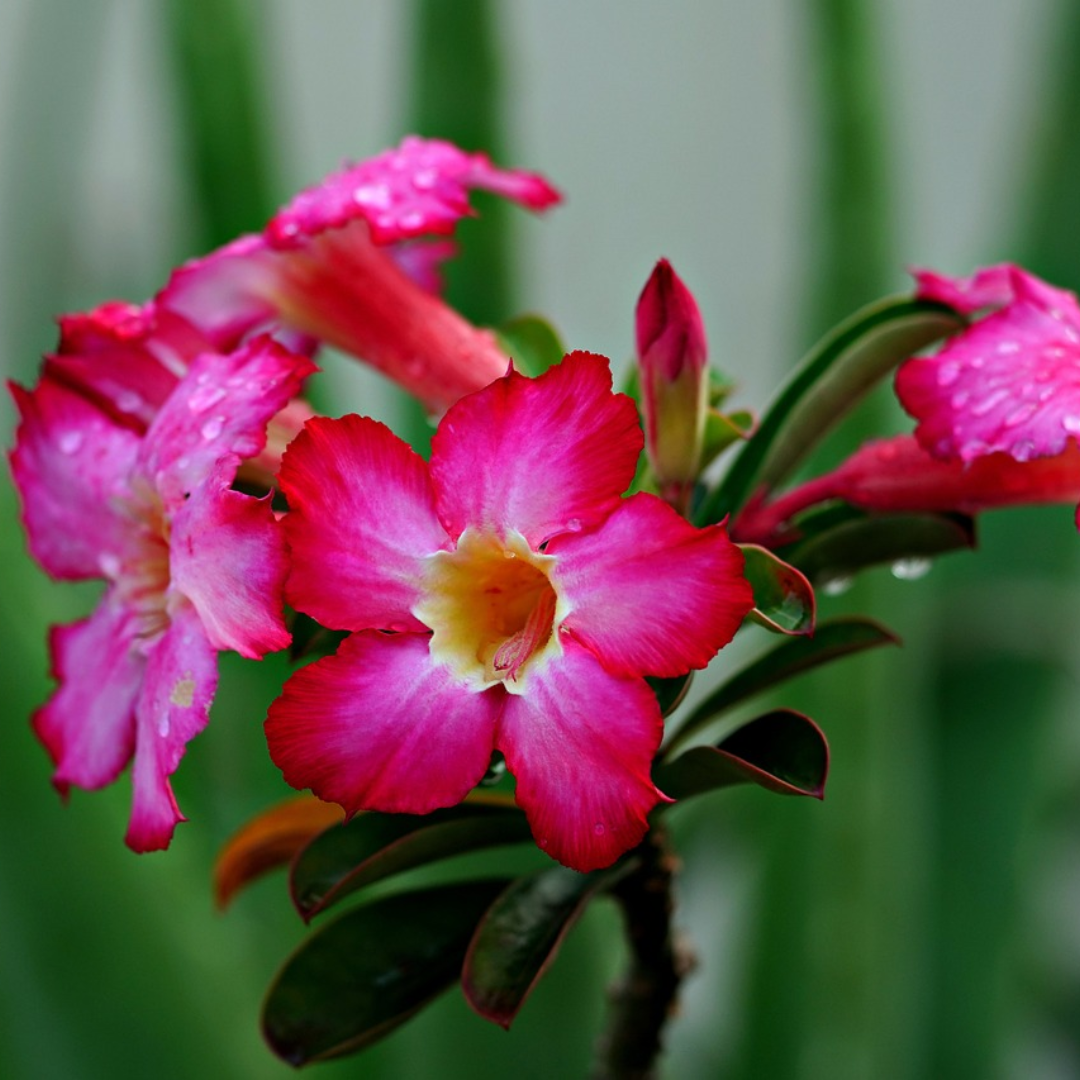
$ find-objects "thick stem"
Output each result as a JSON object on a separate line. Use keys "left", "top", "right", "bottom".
{"left": 590, "top": 828, "right": 694, "bottom": 1080}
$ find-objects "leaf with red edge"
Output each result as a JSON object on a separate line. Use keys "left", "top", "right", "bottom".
{"left": 263, "top": 879, "right": 511, "bottom": 1065}
{"left": 290, "top": 792, "right": 531, "bottom": 921}
{"left": 462, "top": 864, "right": 628, "bottom": 1029}
{"left": 656, "top": 709, "right": 829, "bottom": 801}
{"left": 665, "top": 617, "right": 897, "bottom": 753}
{"left": 739, "top": 544, "right": 816, "bottom": 635}
{"left": 213, "top": 796, "right": 344, "bottom": 909}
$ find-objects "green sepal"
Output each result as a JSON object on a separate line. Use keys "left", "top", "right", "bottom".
{"left": 740, "top": 544, "right": 816, "bottom": 635}
{"left": 696, "top": 296, "right": 963, "bottom": 524}
{"left": 665, "top": 617, "right": 898, "bottom": 754}
{"left": 778, "top": 506, "right": 976, "bottom": 586}
{"left": 656, "top": 709, "right": 828, "bottom": 801}
{"left": 290, "top": 795, "right": 531, "bottom": 921}
{"left": 700, "top": 408, "right": 756, "bottom": 469}
{"left": 263, "top": 879, "right": 512, "bottom": 1065}
{"left": 462, "top": 863, "right": 630, "bottom": 1029}
{"left": 495, "top": 313, "right": 567, "bottom": 376}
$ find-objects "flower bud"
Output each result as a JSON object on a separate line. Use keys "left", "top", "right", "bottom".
{"left": 635, "top": 259, "right": 708, "bottom": 511}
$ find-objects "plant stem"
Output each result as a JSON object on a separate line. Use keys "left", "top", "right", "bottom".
{"left": 590, "top": 828, "right": 693, "bottom": 1080}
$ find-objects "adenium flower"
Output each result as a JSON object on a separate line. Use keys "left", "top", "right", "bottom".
{"left": 159, "top": 136, "right": 561, "bottom": 412}
{"left": 897, "top": 263, "right": 1080, "bottom": 464}
{"left": 10, "top": 337, "right": 314, "bottom": 851}
{"left": 636, "top": 259, "right": 709, "bottom": 512}
{"left": 266, "top": 352, "right": 753, "bottom": 872}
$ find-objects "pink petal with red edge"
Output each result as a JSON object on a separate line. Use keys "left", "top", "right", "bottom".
{"left": 912, "top": 264, "right": 1017, "bottom": 314}
{"left": 46, "top": 301, "right": 212, "bottom": 426}
{"left": 430, "top": 352, "right": 644, "bottom": 546}
{"left": 897, "top": 267, "right": 1080, "bottom": 463}
{"left": 158, "top": 234, "right": 284, "bottom": 351}
{"left": 126, "top": 603, "right": 218, "bottom": 852}
{"left": 280, "top": 415, "right": 449, "bottom": 632}
{"left": 266, "top": 631, "right": 501, "bottom": 816}
{"left": 34, "top": 596, "right": 143, "bottom": 794}
{"left": 138, "top": 336, "right": 316, "bottom": 505}
{"left": 266, "top": 135, "right": 560, "bottom": 249}
{"left": 9, "top": 378, "right": 140, "bottom": 580}
{"left": 497, "top": 640, "right": 666, "bottom": 872}
{"left": 170, "top": 472, "right": 290, "bottom": 658}
{"left": 549, "top": 493, "right": 753, "bottom": 678}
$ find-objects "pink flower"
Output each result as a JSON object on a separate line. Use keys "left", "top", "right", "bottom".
{"left": 10, "top": 337, "right": 315, "bottom": 851}
{"left": 266, "top": 352, "right": 752, "bottom": 872}
{"left": 635, "top": 259, "right": 709, "bottom": 511}
{"left": 897, "top": 264, "right": 1080, "bottom": 463}
{"left": 158, "top": 136, "right": 561, "bottom": 412}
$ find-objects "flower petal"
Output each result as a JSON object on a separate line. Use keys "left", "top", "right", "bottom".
{"left": 912, "top": 263, "right": 1017, "bottom": 314}
{"left": 496, "top": 641, "right": 666, "bottom": 872}
{"left": 550, "top": 493, "right": 753, "bottom": 678}
{"left": 279, "top": 414, "right": 449, "bottom": 632}
{"left": 126, "top": 603, "right": 218, "bottom": 852}
{"left": 265, "top": 631, "right": 501, "bottom": 816}
{"left": 430, "top": 352, "right": 644, "bottom": 546}
{"left": 170, "top": 477, "right": 290, "bottom": 658}
{"left": 9, "top": 378, "right": 140, "bottom": 580}
{"left": 898, "top": 265, "right": 1080, "bottom": 462}
{"left": 34, "top": 596, "right": 142, "bottom": 794}
{"left": 266, "top": 135, "right": 560, "bottom": 249}
{"left": 138, "top": 335, "right": 316, "bottom": 504}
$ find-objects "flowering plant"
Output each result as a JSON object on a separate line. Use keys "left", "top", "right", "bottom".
{"left": 10, "top": 136, "right": 1079, "bottom": 1077}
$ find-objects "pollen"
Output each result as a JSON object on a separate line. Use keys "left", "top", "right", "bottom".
{"left": 416, "top": 527, "right": 565, "bottom": 690}
{"left": 170, "top": 676, "right": 196, "bottom": 708}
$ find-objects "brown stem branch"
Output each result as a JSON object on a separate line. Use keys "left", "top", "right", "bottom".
{"left": 591, "top": 827, "right": 695, "bottom": 1080}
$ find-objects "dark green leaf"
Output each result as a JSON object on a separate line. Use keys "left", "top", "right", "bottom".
{"left": 697, "top": 297, "right": 963, "bottom": 524}
{"left": 291, "top": 795, "right": 531, "bottom": 921}
{"left": 263, "top": 879, "right": 510, "bottom": 1064}
{"left": 647, "top": 672, "right": 694, "bottom": 718}
{"left": 665, "top": 617, "right": 898, "bottom": 753}
{"left": 495, "top": 313, "right": 567, "bottom": 376}
{"left": 740, "top": 544, "right": 816, "bottom": 635}
{"left": 657, "top": 710, "right": 828, "bottom": 801}
{"left": 287, "top": 611, "right": 347, "bottom": 662}
{"left": 780, "top": 508, "right": 975, "bottom": 586}
{"left": 462, "top": 864, "right": 625, "bottom": 1028}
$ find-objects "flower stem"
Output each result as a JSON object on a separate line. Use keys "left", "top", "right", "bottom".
{"left": 590, "top": 827, "right": 693, "bottom": 1080}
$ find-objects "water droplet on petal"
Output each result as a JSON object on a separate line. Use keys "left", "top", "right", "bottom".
{"left": 99, "top": 553, "right": 121, "bottom": 578}
{"left": 188, "top": 385, "right": 226, "bottom": 413}
{"left": 937, "top": 361, "right": 961, "bottom": 387}
{"left": 201, "top": 416, "right": 224, "bottom": 440}
{"left": 593, "top": 822, "right": 606, "bottom": 836}
{"left": 412, "top": 168, "right": 438, "bottom": 191}
{"left": 566, "top": 518, "right": 583, "bottom": 532}
{"left": 1062, "top": 415, "right": 1080, "bottom": 434}
{"left": 996, "top": 340, "right": 1020, "bottom": 355}
{"left": 353, "top": 182, "right": 391, "bottom": 210}
{"left": 400, "top": 210, "right": 425, "bottom": 231}
{"left": 58, "top": 431, "right": 83, "bottom": 454}
{"left": 116, "top": 390, "right": 145, "bottom": 414}
{"left": 891, "top": 557, "right": 932, "bottom": 581}
{"left": 158, "top": 715, "right": 170, "bottom": 737}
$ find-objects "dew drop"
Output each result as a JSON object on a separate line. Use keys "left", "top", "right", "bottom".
{"left": 996, "top": 340, "right": 1020, "bottom": 355}
{"left": 1062, "top": 415, "right": 1080, "bottom": 434}
{"left": 158, "top": 716, "right": 171, "bottom": 737}
{"left": 593, "top": 822, "right": 606, "bottom": 836}
{"left": 201, "top": 416, "right": 224, "bottom": 440}
{"left": 188, "top": 385, "right": 226, "bottom": 413}
{"left": 412, "top": 168, "right": 438, "bottom": 191}
{"left": 891, "top": 557, "right": 932, "bottom": 581}
{"left": 937, "top": 361, "right": 961, "bottom": 387}
{"left": 116, "top": 390, "right": 145, "bottom": 414}
{"left": 1004, "top": 403, "right": 1036, "bottom": 428}
{"left": 58, "top": 431, "right": 83, "bottom": 454}
{"left": 352, "top": 182, "right": 391, "bottom": 210}
{"left": 400, "top": 210, "right": 425, "bottom": 231}
{"left": 950, "top": 390, "right": 970, "bottom": 409}
{"left": 566, "top": 518, "right": 583, "bottom": 532}
{"left": 99, "top": 553, "right": 121, "bottom": 578}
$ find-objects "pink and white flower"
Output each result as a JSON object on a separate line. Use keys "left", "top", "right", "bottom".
{"left": 159, "top": 136, "right": 561, "bottom": 412}
{"left": 10, "top": 337, "right": 315, "bottom": 851}
{"left": 266, "top": 352, "right": 753, "bottom": 872}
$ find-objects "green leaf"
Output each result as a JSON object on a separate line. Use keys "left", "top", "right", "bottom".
{"left": 779, "top": 507, "right": 976, "bottom": 586}
{"left": 740, "top": 544, "right": 816, "bottom": 635}
{"left": 656, "top": 710, "right": 829, "bottom": 801}
{"left": 665, "top": 617, "right": 898, "bottom": 754}
{"left": 263, "top": 879, "right": 510, "bottom": 1065}
{"left": 290, "top": 795, "right": 532, "bottom": 921}
{"left": 647, "top": 672, "right": 694, "bottom": 718}
{"left": 700, "top": 408, "right": 756, "bottom": 468}
{"left": 696, "top": 296, "right": 963, "bottom": 524}
{"left": 462, "top": 864, "right": 626, "bottom": 1029}
{"left": 495, "top": 313, "right": 567, "bottom": 376}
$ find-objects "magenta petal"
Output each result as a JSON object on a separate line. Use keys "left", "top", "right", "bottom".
{"left": 497, "top": 642, "right": 666, "bottom": 872}
{"left": 279, "top": 414, "right": 448, "bottom": 632}
{"left": 126, "top": 604, "right": 217, "bottom": 852}
{"left": 9, "top": 378, "right": 140, "bottom": 580}
{"left": 138, "top": 336, "right": 316, "bottom": 504}
{"left": 550, "top": 494, "right": 753, "bottom": 678}
{"left": 430, "top": 352, "right": 644, "bottom": 546}
{"left": 912, "top": 264, "right": 1017, "bottom": 314}
{"left": 266, "top": 631, "right": 501, "bottom": 815}
{"left": 34, "top": 596, "right": 142, "bottom": 794}
{"left": 266, "top": 135, "right": 560, "bottom": 249}
{"left": 898, "top": 267, "right": 1080, "bottom": 462}
{"left": 170, "top": 480, "right": 290, "bottom": 658}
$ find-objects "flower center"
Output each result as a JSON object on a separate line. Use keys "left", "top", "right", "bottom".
{"left": 416, "top": 527, "right": 563, "bottom": 690}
